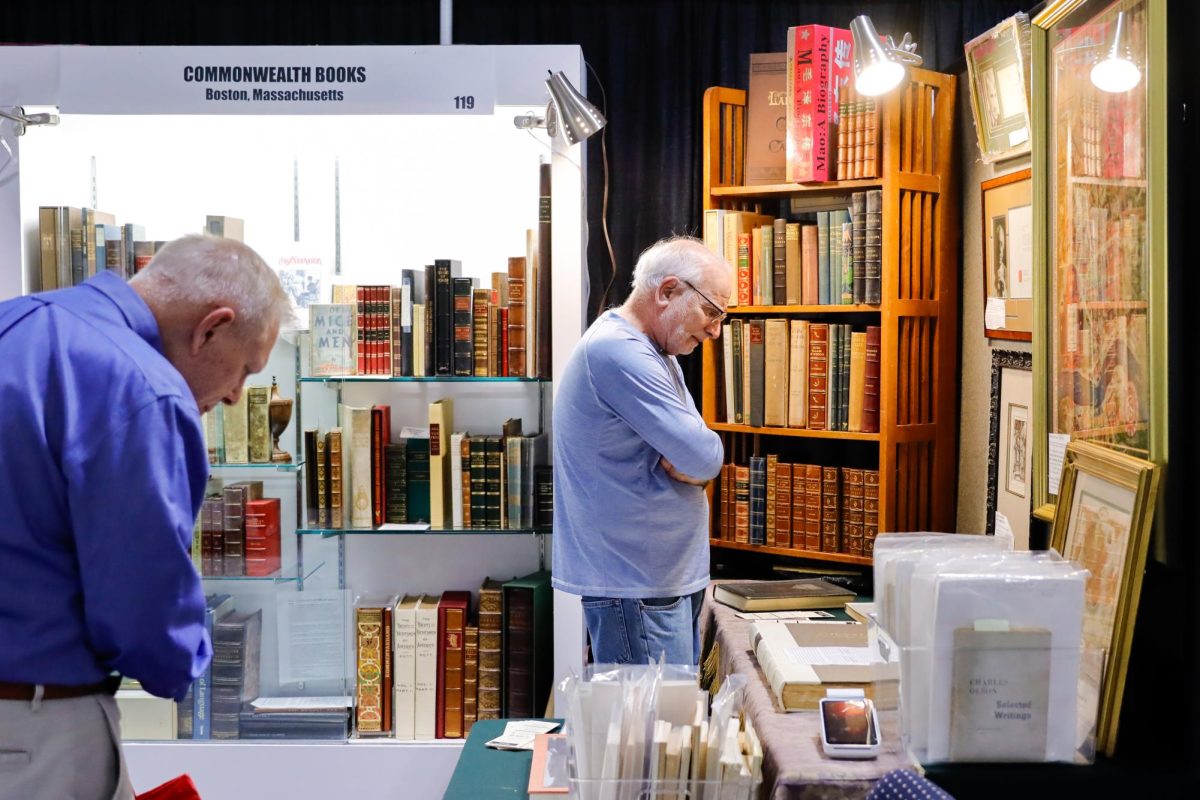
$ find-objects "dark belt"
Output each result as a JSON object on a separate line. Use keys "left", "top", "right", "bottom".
{"left": 0, "top": 675, "right": 121, "bottom": 701}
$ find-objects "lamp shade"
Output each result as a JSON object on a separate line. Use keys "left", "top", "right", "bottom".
{"left": 1090, "top": 11, "right": 1141, "bottom": 93}
{"left": 545, "top": 70, "right": 606, "bottom": 145}
{"left": 850, "top": 15, "right": 906, "bottom": 97}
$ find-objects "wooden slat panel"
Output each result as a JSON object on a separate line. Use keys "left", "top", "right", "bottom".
{"left": 911, "top": 190, "right": 924, "bottom": 301}
{"left": 900, "top": 190, "right": 912, "bottom": 300}
{"left": 920, "top": 317, "right": 932, "bottom": 424}
{"left": 897, "top": 317, "right": 910, "bottom": 426}
{"left": 908, "top": 318, "right": 920, "bottom": 426}
{"left": 915, "top": 84, "right": 927, "bottom": 175}
{"left": 925, "top": 193, "right": 936, "bottom": 300}
{"left": 902, "top": 84, "right": 913, "bottom": 173}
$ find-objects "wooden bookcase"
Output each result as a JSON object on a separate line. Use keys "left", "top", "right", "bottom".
{"left": 700, "top": 68, "right": 959, "bottom": 567}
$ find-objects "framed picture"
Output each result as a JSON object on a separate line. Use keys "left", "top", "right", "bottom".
{"left": 1050, "top": 440, "right": 1162, "bottom": 756}
{"left": 986, "top": 350, "right": 1033, "bottom": 547}
{"left": 964, "top": 13, "right": 1032, "bottom": 163}
{"left": 980, "top": 169, "right": 1033, "bottom": 340}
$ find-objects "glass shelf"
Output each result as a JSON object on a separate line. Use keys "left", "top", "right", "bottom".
{"left": 298, "top": 376, "right": 550, "bottom": 384}
{"left": 297, "top": 527, "right": 551, "bottom": 537}
{"left": 199, "top": 560, "right": 325, "bottom": 584}
{"left": 209, "top": 461, "right": 304, "bottom": 472}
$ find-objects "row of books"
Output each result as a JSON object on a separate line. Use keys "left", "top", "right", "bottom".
{"left": 354, "top": 570, "right": 551, "bottom": 740}
{"left": 715, "top": 461, "right": 881, "bottom": 558}
{"left": 1065, "top": 189, "right": 1145, "bottom": 304}
{"left": 703, "top": 190, "right": 882, "bottom": 309}
{"left": 836, "top": 82, "right": 880, "bottom": 181}
{"left": 721, "top": 321, "right": 880, "bottom": 434}
{"left": 177, "top": 594, "right": 262, "bottom": 739}
{"left": 202, "top": 383, "right": 272, "bottom": 465}
{"left": 195, "top": 482, "right": 282, "bottom": 578}
{"left": 36, "top": 210, "right": 244, "bottom": 292}
{"left": 309, "top": 253, "right": 550, "bottom": 379}
{"left": 301, "top": 400, "right": 552, "bottom": 531}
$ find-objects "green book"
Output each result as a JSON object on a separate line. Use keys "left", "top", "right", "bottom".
{"left": 501, "top": 569, "right": 552, "bottom": 719}
{"left": 404, "top": 436, "right": 431, "bottom": 524}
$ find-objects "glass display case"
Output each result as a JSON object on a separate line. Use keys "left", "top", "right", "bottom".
{"left": 1032, "top": 0, "right": 1168, "bottom": 520}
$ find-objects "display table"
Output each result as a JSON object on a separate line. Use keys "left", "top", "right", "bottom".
{"left": 699, "top": 584, "right": 920, "bottom": 799}
{"left": 442, "top": 718, "right": 563, "bottom": 800}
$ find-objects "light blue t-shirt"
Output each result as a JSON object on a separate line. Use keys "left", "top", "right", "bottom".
{"left": 552, "top": 310, "right": 724, "bottom": 598}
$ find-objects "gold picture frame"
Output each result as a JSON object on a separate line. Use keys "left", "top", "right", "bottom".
{"left": 964, "top": 13, "right": 1033, "bottom": 163}
{"left": 980, "top": 169, "right": 1033, "bottom": 340}
{"left": 1050, "top": 439, "right": 1161, "bottom": 756}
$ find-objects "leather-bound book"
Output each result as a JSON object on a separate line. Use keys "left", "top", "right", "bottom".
{"left": 502, "top": 570, "right": 552, "bottom": 719}
{"left": 437, "top": 591, "right": 471, "bottom": 739}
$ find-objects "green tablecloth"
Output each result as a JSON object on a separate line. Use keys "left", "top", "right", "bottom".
{"left": 442, "top": 718, "right": 563, "bottom": 800}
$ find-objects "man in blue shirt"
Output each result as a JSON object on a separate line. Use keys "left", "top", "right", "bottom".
{"left": 0, "top": 234, "right": 290, "bottom": 800}
{"left": 553, "top": 236, "right": 731, "bottom": 665}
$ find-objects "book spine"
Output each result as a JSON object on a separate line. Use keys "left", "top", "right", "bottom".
{"left": 452, "top": 277, "right": 474, "bottom": 376}
{"left": 863, "top": 325, "right": 881, "bottom": 433}
{"left": 463, "top": 625, "right": 478, "bottom": 734}
{"left": 326, "top": 429, "right": 344, "bottom": 530}
{"left": 773, "top": 462, "right": 792, "bottom": 548}
{"left": 821, "top": 467, "right": 840, "bottom": 552}
{"left": 394, "top": 602, "right": 416, "bottom": 740}
{"left": 748, "top": 456, "right": 766, "bottom": 545}
{"left": 734, "top": 465, "right": 750, "bottom": 544}
{"left": 804, "top": 464, "right": 822, "bottom": 551}
{"left": 503, "top": 588, "right": 534, "bottom": 718}
{"left": 355, "top": 606, "right": 384, "bottom": 735}
{"left": 865, "top": 189, "right": 882, "bottom": 304}
{"left": 536, "top": 160, "right": 553, "bottom": 378}
{"left": 507, "top": 257, "right": 527, "bottom": 377}
{"left": 807, "top": 323, "right": 829, "bottom": 430}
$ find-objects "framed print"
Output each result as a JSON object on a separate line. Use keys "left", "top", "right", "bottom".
{"left": 981, "top": 169, "right": 1033, "bottom": 340}
{"left": 964, "top": 13, "right": 1033, "bottom": 162}
{"left": 986, "top": 350, "right": 1033, "bottom": 547}
{"left": 1050, "top": 439, "right": 1161, "bottom": 756}
{"left": 1032, "top": 0, "right": 1167, "bottom": 527}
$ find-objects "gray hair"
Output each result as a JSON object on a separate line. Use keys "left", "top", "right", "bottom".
{"left": 130, "top": 234, "right": 294, "bottom": 331}
{"left": 629, "top": 235, "right": 729, "bottom": 300}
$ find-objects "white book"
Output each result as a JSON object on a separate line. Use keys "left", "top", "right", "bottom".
{"left": 340, "top": 404, "right": 373, "bottom": 529}
{"left": 413, "top": 593, "right": 441, "bottom": 740}
{"left": 222, "top": 392, "right": 249, "bottom": 463}
{"left": 677, "top": 723, "right": 693, "bottom": 798}
{"left": 392, "top": 595, "right": 419, "bottom": 740}
{"left": 722, "top": 324, "right": 735, "bottom": 423}
{"left": 450, "top": 432, "right": 465, "bottom": 529}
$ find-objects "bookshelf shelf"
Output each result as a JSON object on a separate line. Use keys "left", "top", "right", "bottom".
{"left": 725, "top": 304, "right": 880, "bottom": 315}
{"left": 296, "top": 527, "right": 551, "bottom": 537}
{"left": 209, "top": 461, "right": 304, "bottom": 472}
{"left": 200, "top": 560, "right": 325, "bottom": 584}
{"left": 298, "top": 376, "right": 550, "bottom": 384}
{"left": 711, "top": 179, "right": 884, "bottom": 198}
{"left": 708, "top": 423, "right": 880, "bottom": 442}
{"left": 709, "top": 539, "right": 872, "bottom": 566}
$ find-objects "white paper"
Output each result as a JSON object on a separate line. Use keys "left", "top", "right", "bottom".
{"left": 1007, "top": 204, "right": 1034, "bottom": 298}
{"left": 377, "top": 522, "right": 431, "bottom": 531}
{"left": 251, "top": 695, "right": 352, "bottom": 711}
{"left": 485, "top": 719, "right": 561, "bottom": 750}
{"left": 985, "top": 297, "right": 1007, "bottom": 330}
{"left": 1048, "top": 433, "right": 1071, "bottom": 495}
{"left": 734, "top": 609, "right": 834, "bottom": 620}
{"left": 276, "top": 590, "right": 348, "bottom": 684}
{"left": 783, "top": 645, "right": 874, "bottom": 667}
{"left": 994, "top": 512, "right": 1015, "bottom": 548}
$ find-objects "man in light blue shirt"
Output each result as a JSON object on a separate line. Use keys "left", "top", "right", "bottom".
{"left": 0, "top": 235, "right": 289, "bottom": 800}
{"left": 553, "top": 237, "right": 731, "bottom": 665}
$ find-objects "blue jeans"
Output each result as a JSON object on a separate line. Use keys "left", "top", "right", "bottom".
{"left": 581, "top": 589, "right": 706, "bottom": 666}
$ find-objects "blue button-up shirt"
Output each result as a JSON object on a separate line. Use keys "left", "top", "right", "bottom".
{"left": 0, "top": 272, "right": 210, "bottom": 700}
{"left": 552, "top": 311, "right": 724, "bottom": 598}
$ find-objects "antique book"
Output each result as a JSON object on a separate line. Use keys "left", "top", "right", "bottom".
{"left": 437, "top": 591, "right": 471, "bottom": 739}
{"left": 851, "top": 192, "right": 867, "bottom": 303}
{"left": 309, "top": 303, "right": 355, "bottom": 377}
{"left": 393, "top": 595, "right": 419, "bottom": 740}
{"left": 434, "top": 259, "right": 463, "bottom": 376}
{"left": 303, "top": 429, "right": 320, "bottom": 527}
{"left": 404, "top": 436, "right": 431, "bottom": 524}
{"left": 370, "top": 405, "right": 391, "bottom": 527}
{"left": 949, "top": 627, "right": 1052, "bottom": 762}
{"left": 452, "top": 276, "right": 475, "bottom": 377}
{"left": 211, "top": 608, "right": 262, "bottom": 739}
{"left": 863, "top": 325, "right": 881, "bottom": 433}
{"left": 428, "top": 398, "right": 455, "bottom": 528}
{"left": 816, "top": 211, "right": 831, "bottom": 305}
{"left": 865, "top": 189, "right": 883, "bottom": 304}
{"left": 354, "top": 596, "right": 396, "bottom": 736}
{"left": 723, "top": 212, "right": 774, "bottom": 304}
{"left": 791, "top": 463, "right": 807, "bottom": 549}
{"left": 772, "top": 218, "right": 787, "bottom": 305}
{"left": 246, "top": 386, "right": 270, "bottom": 463}
{"left": 463, "top": 625, "right": 479, "bottom": 734}
{"left": 340, "top": 404, "right": 373, "bottom": 529}
{"left": 744, "top": 52, "right": 788, "bottom": 185}
{"left": 399, "top": 268, "right": 425, "bottom": 377}
{"left": 536, "top": 159, "right": 553, "bottom": 378}
{"left": 751, "top": 620, "right": 884, "bottom": 710}
{"left": 325, "top": 428, "right": 344, "bottom": 530}
{"left": 384, "top": 441, "right": 407, "bottom": 524}
{"left": 244, "top": 497, "right": 281, "bottom": 577}
{"left": 800, "top": 223, "right": 819, "bottom": 305}
{"left": 841, "top": 468, "right": 865, "bottom": 557}
{"left": 713, "top": 578, "right": 852, "bottom": 612}
{"left": 413, "top": 593, "right": 441, "bottom": 740}
{"left": 525, "top": 228, "right": 540, "bottom": 377}
{"left": 503, "top": 570, "right": 553, "bottom": 719}
{"left": 765, "top": 455, "right": 777, "bottom": 543}
{"left": 785, "top": 222, "right": 802, "bottom": 305}
{"left": 787, "top": 319, "right": 809, "bottom": 428}
{"left": 534, "top": 465, "right": 553, "bottom": 528}
{"left": 821, "top": 466, "right": 840, "bottom": 552}
{"left": 804, "top": 463, "right": 822, "bottom": 551}
{"left": 748, "top": 456, "right": 766, "bottom": 545}
{"left": 747, "top": 319, "right": 765, "bottom": 428}
{"left": 191, "top": 593, "right": 235, "bottom": 739}
{"left": 507, "top": 256, "right": 527, "bottom": 377}
{"left": 806, "top": 323, "right": 829, "bottom": 430}
{"left": 773, "top": 462, "right": 793, "bottom": 548}
{"left": 222, "top": 392, "right": 249, "bottom": 464}
{"left": 477, "top": 577, "right": 504, "bottom": 721}
{"left": 220, "top": 481, "right": 262, "bottom": 578}
{"left": 848, "top": 332, "right": 867, "bottom": 433}
{"left": 762, "top": 318, "right": 789, "bottom": 427}
{"left": 863, "top": 470, "right": 879, "bottom": 556}
{"left": 390, "top": 286, "right": 404, "bottom": 377}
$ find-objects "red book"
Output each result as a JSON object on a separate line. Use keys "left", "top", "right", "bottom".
{"left": 436, "top": 591, "right": 471, "bottom": 739}
{"left": 499, "top": 307, "right": 510, "bottom": 377}
{"left": 863, "top": 325, "right": 881, "bottom": 433}
{"left": 786, "top": 24, "right": 851, "bottom": 183}
{"left": 244, "top": 497, "right": 281, "bottom": 577}
{"left": 370, "top": 405, "right": 391, "bottom": 526}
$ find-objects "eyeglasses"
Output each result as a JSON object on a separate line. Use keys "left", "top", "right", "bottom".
{"left": 680, "top": 279, "right": 728, "bottom": 326}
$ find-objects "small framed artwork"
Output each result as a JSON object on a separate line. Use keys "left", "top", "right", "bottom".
{"left": 986, "top": 349, "right": 1033, "bottom": 547}
{"left": 1050, "top": 440, "right": 1162, "bottom": 756}
{"left": 981, "top": 168, "right": 1033, "bottom": 340}
{"left": 964, "top": 13, "right": 1032, "bottom": 163}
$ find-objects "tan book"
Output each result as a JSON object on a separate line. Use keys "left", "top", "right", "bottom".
{"left": 413, "top": 594, "right": 441, "bottom": 740}
{"left": 744, "top": 52, "right": 788, "bottom": 185}
{"left": 751, "top": 620, "right": 889, "bottom": 711}
{"left": 222, "top": 393, "right": 249, "bottom": 464}
{"left": 476, "top": 578, "right": 504, "bottom": 721}
{"left": 340, "top": 404, "right": 373, "bottom": 529}
{"left": 800, "top": 224, "right": 819, "bottom": 305}
{"left": 246, "top": 386, "right": 270, "bottom": 463}
{"left": 354, "top": 605, "right": 385, "bottom": 735}
{"left": 784, "top": 222, "right": 801, "bottom": 305}
{"left": 472, "top": 289, "right": 491, "bottom": 376}
{"left": 507, "top": 256, "right": 527, "bottom": 377}
{"left": 848, "top": 331, "right": 867, "bottom": 433}
{"left": 412, "top": 303, "right": 425, "bottom": 377}
{"left": 428, "top": 399, "right": 454, "bottom": 528}
{"left": 463, "top": 625, "right": 479, "bottom": 734}
{"left": 525, "top": 228, "right": 539, "bottom": 379}
{"left": 787, "top": 320, "right": 810, "bottom": 428}
{"left": 763, "top": 319, "right": 789, "bottom": 426}
{"left": 393, "top": 595, "right": 419, "bottom": 740}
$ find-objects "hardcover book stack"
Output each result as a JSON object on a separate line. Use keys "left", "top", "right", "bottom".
{"left": 200, "top": 380, "right": 276, "bottom": 466}
{"left": 715, "top": 463, "right": 880, "bottom": 557}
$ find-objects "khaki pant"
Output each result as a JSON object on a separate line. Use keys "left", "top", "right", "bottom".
{"left": 0, "top": 692, "right": 133, "bottom": 800}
